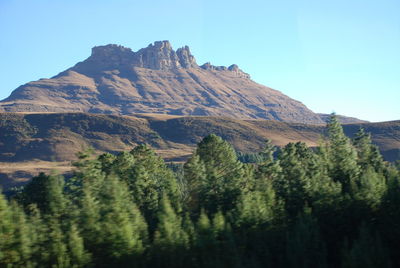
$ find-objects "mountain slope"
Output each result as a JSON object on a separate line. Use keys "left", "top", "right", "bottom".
{"left": 1, "top": 112, "right": 398, "bottom": 189}
{"left": 0, "top": 41, "right": 325, "bottom": 123}
{"left": 0, "top": 113, "right": 398, "bottom": 162}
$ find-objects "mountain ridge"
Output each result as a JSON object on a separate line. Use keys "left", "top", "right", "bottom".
{"left": 0, "top": 40, "right": 331, "bottom": 124}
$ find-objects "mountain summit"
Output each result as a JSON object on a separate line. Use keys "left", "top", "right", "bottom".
{"left": 0, "top": 40, "right": 324, "bottom": 123}
{"left": 77, "top": 41, "right": 198, "bottom": 71}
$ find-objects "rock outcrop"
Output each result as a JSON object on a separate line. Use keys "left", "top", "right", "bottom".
{"left": 75, "top": 41, "right": 198, "bottom": 72}
{"left": 176, "top": 46, "right": 197, "bottom": 68}
{"left": 135, "top": 41, "right": 181, "bottom": 70}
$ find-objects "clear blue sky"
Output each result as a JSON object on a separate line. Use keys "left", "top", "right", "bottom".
{"left": 1, "top": 0, "right": 399, "bottom": 122}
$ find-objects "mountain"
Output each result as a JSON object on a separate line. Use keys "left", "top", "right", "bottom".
{"left": 318, "top": 113, "right": 368, "bottom": 124}
{"left": 1, "top": 112, "right": 398, "bottom": 189}
{"left": 0, "top": 40, "right": 329, "bottom": 123}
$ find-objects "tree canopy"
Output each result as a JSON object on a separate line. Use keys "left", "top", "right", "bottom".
{"left": 1, "top": 115, "right": 399, "bottom": 267}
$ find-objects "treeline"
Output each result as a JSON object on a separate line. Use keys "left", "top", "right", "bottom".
{"left": 1, "top": 115, "right": 400, "bottom": 267}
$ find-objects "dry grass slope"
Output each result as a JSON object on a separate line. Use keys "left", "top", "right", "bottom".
{"left": 0, "top": 112, "right": 398, "bottom": 189}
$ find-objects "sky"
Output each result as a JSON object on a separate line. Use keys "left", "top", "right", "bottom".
{"left": 0, "top": 0, "right": 399, "bottom": 122}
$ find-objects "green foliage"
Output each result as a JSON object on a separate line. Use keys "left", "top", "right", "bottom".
{"left": 236, "top": 151, "right": 267, "bottom": 164}
{"left": 153, "top": 197, "right": 188, "bottom": 249}
{"left": 285, "top": 209, "right": 328, "bottom": 268}
{"left": 353, "top": 128, "right": 385, "bottom": 172}
{"left": 100, "top": 177, "right": 147, "bottom": 259}
{"left": 19, "top": 173, "right": 69, "bottom": 216}
{"left": 184, "top": 154, "right": 206, "bottom": 212}
{"left": 275, "top": 142, "right": 341, "bottom": 218}
{"left": 2, "top": 124, "right": 399, "bottom": 267}
{"left": 186, "top": 134, "right": 246, "bottom": 214}
{"left": 0, "top": 195, "right": 33, "bottom": 266}
{"left": 151, "top": 196, "right": 189, "bottom": 267}
{"left": 325, "top": 114, "right": 360, "bottom": 194}
{"left": 235, "top": 183, "right": 278, "bottom": 229}
{"left": 114, "top": 144, "right": 181, "bottom": 228}
{"left": 341, "top": 224, "right": 391, "bottom": 268}
{"left": 256, "top": 139, "right": 282, "bottom": 182}
{"left": 67, "top": 224, "right": 91, "bottom": 267}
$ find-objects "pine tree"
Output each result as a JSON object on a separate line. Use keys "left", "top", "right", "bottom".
{"left": 378, "top": 166, "right": 400, "bottom": 265}
{"left": 285, "top": 208, "right": 327, "bottom": 268}
{"left": 152, "top": 196, "right": 189, "bottom": 267}
{"left": 20, "top": 173, "right": 69, "bottom": 217}
{"left": 256, "top": 140, "right": 282, "bottom": 184}
{"left": 130, "top": 144, "right": 180, "bottom": 202}
{"left": 182, "top": 212, "right": 196, "bottom": 249}
{"left": 325, "top": 114, "right": 360, "bottom": 194}
{"left": 0, "top": 190, "right": 13, "bottom": 265}
{"left": 125, "top": 144, "right": 180, "bottom": 228}
{"left": 110, "top": 151, "right": 135, "bottom": 179}
{"left": 275, "top": 142, "right": 309, "bottom": 217}
{"left": 353, "top": 128, "right": 385, "bottom": 172}
{"left": 353, "top": 167, "right": 386, "bottom": 211}
{"left": 72, "top": 148, "right": 104, "bottom": 187}
{"left": 153, "top": 196, "right": 188, "bottom": 249}
{"left": 211, "top": 211, "right": 240, "bottom": 267}
{"left": 3, "top": 133, "right": 399, "bottom": 267}
{"left": 97, "top": 175, "right": 148, "bottom": 264}
{"left": 26, "top": 204, "right": 49, "bottom": 266}
{"left": 235, "top": 186, "right": 276, "bottom": 229}
{"left": 194, "top": 210, "right": 216, "bottom": 267}
{"left": 0, "top": 193, "right": 34, "bottom": 266}
{"left": 341, "top": 223, "right": 391, "bottom": 268}
{"left": 47, "top": 219, "right": 71, "bottom": 267}
{"left": 184, "top": 154, "right": 207, "bottom": 213}
{"left": 190, "top": 134, "right": 246, "bottom": 214}
{"left": 98, "top": 152, "right": 117, "bottom": 175}
{"left": 67, "top": 224, "right": 91, "bottom": 267}
{"left": 15, "top": 173, "right": 74, "bottom": 266}
{"left": 291, "top": 142, "right": 341, "bottom": 209}
{"left": 256, "top": 139, "right": 280, "bottom": 180}
{"left": 78, "top": 181, "right": 102, "bottom": 256}
{"left": 128, "top": 163, "right": 160, "bottom": 226}
{"left": 9, "top": 201, "right": 34, "bottom": 267}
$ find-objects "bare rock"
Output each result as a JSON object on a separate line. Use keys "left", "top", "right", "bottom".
{"left": 135, "top": 41, "right": 181, "bottom": 70}
{"left": 176, "top": 46, "right": 197, "bottom": 68}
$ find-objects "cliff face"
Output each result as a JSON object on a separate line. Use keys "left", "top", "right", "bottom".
{"left": 70, "top": 41, "right": 199, "bottom": 73}
{"left": 0, "top": 40, "right": 324, "bottom": 124}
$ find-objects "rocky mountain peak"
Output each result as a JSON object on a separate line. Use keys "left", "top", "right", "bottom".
{"left": 90, "top": 45, "right": 135, "bottom": 66}
{"left": 228, "top": 64, "right": 250, "bottom": 78}
{"left": 176, "top": 45, "right": 197, "bottom": 68}
{"left": 135, "top": 40, "right": 181, "bottom": 70}
{"left": 200, "top": 62, "right": 250, "bottom": 78}
{"left": 74, "top": 44, "right": 135, "bottom": 72}
{"left": 91, "top": 44, "right": 134, "bottom": 58}
{"left": 152, "top": 40, "right": 173, "bottom": 49}
{"left": 75, "top": 41, "right": 248, "bottom": 74}
{"left": 135, "top": 41, "right": 197, "bottom": 70}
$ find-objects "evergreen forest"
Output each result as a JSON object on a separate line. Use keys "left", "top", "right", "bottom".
{"left": 1, "top": 115, "right": 400, "bottom": 267}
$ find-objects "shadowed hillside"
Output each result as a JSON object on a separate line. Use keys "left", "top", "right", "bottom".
{"left": 0, "top": 112, "right": 398, "bottom": 188}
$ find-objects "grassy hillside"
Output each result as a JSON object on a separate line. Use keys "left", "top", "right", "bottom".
{"left": 0, "top": 112, "right": 399, "bottom": 188}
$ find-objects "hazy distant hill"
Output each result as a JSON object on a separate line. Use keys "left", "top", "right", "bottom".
{"left": 0, "top": 40, "right": 334, "bottom": 124}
